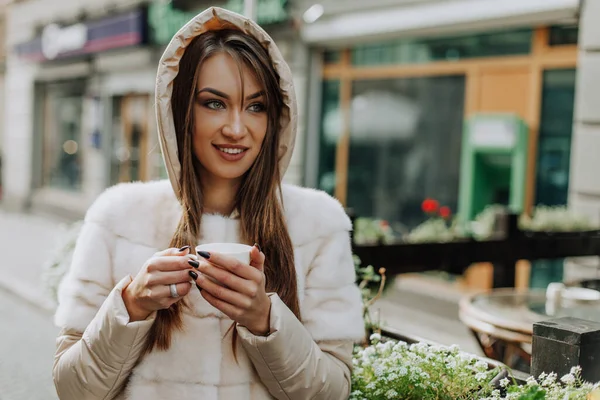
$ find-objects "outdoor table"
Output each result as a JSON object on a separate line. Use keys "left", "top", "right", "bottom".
{"left": 459, "top": 288, "right": 600, "bottom": 371}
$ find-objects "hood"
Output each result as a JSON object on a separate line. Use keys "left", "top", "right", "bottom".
{"left": 155, "top": 7, "right": 298, "bottom": 200}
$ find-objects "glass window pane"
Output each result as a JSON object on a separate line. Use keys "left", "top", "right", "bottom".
{"left": 535, "top": 69, "right": 576, "bottom": 206}
{"left": 352, "top": 29, "right": 532, "bottom": 67}
{"left": 549, "top": 25, "right": 578, "bottom": 46}
{"left": 346, "top": 76, "right": 466, "bottom": 231}
{"left": 318, "top": 80, "right": 340, "bottom": 195}
{"left": 323, "top": 50, "right": 341, "bottom": 64}
{"left": 42, "top": 82, "right": 85, "bottom": 191}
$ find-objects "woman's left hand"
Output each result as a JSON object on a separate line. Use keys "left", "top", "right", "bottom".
{"left": 191, "top": 245, "right": 271, "bottom": 335}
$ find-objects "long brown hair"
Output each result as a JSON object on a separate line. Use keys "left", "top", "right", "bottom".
{"left": 144, "top": 29, "right": 300, "bottom": 355}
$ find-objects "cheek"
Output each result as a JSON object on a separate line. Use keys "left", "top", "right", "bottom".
{"left": 192, "top": 108, "right": 219, "bottom": 148}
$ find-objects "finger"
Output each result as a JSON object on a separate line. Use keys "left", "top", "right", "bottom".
{"left": 195, "top": 261, "right": 256, "bottom": 296}
{"left": 198, "top": 252, "right": 260, "bottom": 281}
{"left": 147, "top": 255, "right": 198, "bottom": 272}
{"left": 174, "top": 281, "right": 193, "bottom": 297}
{"left": 201, "top": 289, "right": 242, "bottom": 320}
{"left": 147, "top": 269, "right": 194, "bottom": 286}
{"left": 151, "top": 281, "right": 192, "bottom": 301}
{"left": 250, "top": 244, "right": 265, "bottom": 272}
{"left": 154, "top": 245, "right": 192, "bottom": 257}
{"left": 195, "top": 273, "right": 251, "bottom": 310}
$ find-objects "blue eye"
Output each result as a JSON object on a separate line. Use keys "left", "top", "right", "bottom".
{"left": 205, "top": 100, "right": 225, "bottom": 110}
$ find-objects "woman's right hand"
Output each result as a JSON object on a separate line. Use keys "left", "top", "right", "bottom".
{"left": 123, "top": 246, "right": 196, "bottom": 321}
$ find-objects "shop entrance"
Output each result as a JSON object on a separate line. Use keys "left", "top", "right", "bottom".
{"left": 110, "top": 94, "right": 150, "bottom": 184}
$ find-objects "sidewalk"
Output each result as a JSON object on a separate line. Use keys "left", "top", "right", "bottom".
{"left": 0, "top": 209, "right": 72, "bottom": 313}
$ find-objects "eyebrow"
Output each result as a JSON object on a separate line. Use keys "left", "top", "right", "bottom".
{"left": 197, "top": 87, "right": 265, "bottom": 101}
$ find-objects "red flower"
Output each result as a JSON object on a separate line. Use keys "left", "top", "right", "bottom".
{"left": 421, "top": 198, "right": 439, "bottom": 214}
{"left": 439, "top": 206, "right": 452, "bottom": 219}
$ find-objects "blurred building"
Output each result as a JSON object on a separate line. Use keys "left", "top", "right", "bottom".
{"left": 0, "top": 2, "right": 6, "bottom": 200}
{"left": 1, "top": 0, "right": 306, "bottom": 217}
{"left": 298, "top": 0, "right": 588, "bottom": 231}
{"left": 3, "top": 0, "right": 600, "bottom": 231}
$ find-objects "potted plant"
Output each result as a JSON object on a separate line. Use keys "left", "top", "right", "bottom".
{"left": 351, "top": 336, "right": 600, "bottom": 400}
{"left": 351, "top": 334, "right": 500, "bottom": 399}
{"left": 405, "top": 198, "right": 457, "bottom": 244}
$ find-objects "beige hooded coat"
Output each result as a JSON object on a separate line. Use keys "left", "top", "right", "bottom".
{"left": 52, "top": 7, "right": 364, "bottom": 400}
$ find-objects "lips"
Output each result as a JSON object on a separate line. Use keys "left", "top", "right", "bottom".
{"left": 213, "top": 144, "right": 249, "bottom": 161}
{"left": 216, "top": 147, "right": 245, "bottom": 155}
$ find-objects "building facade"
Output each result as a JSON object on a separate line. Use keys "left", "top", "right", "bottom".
{"left": 1, "top": 0, "right": 306, "bottom": 217}
{"left": 0, "top": 2, "right": 6, "bottom": 200}
{"left": 295, "top": 0, "right": 589, "bottom": 288}
{"left": 298, "top": 0, "right": 583, "bottom": 228}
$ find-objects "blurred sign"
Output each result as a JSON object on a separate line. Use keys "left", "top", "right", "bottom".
{"left": 41, "top": 23, "right": 87, "bottom": 60}
{"left": 470, "top": 118, "right": 517, "bottom": 149}
{"left": 148, "top": 0, "right": 289, "bottom": 45}
{"left": 15, "top": 9, "right": 146, "bottom": 62}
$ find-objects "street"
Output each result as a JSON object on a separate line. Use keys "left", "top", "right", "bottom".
{"left": 0, "top": 286, "right": 58, "bottom": 400}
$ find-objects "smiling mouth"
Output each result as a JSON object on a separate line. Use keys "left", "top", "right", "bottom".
{"left": 213, "top": 145, "right": 248, "bottom": 155}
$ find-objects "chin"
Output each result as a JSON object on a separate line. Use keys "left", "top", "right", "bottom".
{"left": 211, "top": 165, "right": 252, "bottom": 181}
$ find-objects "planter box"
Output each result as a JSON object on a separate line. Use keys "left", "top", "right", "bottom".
{"left": 377, "top": 326, "right": 530, "bottom": 389}
{"left": 353, "top": 230, "right": 600, "bottom": 287}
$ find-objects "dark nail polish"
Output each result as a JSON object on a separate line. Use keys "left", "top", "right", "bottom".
{"left": 196, "top": 284, "right": 202, "bottom": 293}
{"left": 188, "top": 259, "right": 199, "bottom": 268}
{"left": 198, "top": 251, "right": 210, "bottom": 259}
{"left": 188, "top": 270, "right": 198, "bottom": 280}
{"left": 178, "top": 245, "right": 190, "bottom": 252}
{"left": 254, "top": 243, "right": 262, "bottom": 253}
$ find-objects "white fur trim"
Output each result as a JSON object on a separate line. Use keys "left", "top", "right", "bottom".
{"left": 282, "top": 184, "right": 352, "bottom": 247}
{"left": 85, "top": 180, "right": 180, "bottom": 249}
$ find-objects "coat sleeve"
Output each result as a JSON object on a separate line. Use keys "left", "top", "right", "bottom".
{"left": 52, "top": 221, "right": 156, "bottom": 400}
{"left": 237, "top": 229, "right": 365, "bottom": 400}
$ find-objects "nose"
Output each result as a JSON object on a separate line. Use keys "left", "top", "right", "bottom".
{"left": 222, "top": 109, "right": 247, "bottom": 140}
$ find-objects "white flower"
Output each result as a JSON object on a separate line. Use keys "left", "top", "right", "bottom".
{"left": 500, "top": 378, "right": 510, "bottom": 388}
{"left": 385, "top": 389, "right": 398, "bottom": 399}
{"left": 570, "top": 366, "right": 582, "bottom": 376}
{"left": 475, "top": 360, "right": 488, "bottom": 370}
{"left": 538, "top": 372, "right": 547, "bottom": 381}
{"left": 369, "top": 333, "right": 382, "bottom": 343}
{"left": 526, "top": 376, "right": 538, "bottom": 386}
{"left": 542, "top": 372, "right": 557, "bottom": 387}
{"left": 475, "top": 372, "right": 488, "bottom": 382}
{"left": 560, "top": 373, "right": 575, "bottom": 385}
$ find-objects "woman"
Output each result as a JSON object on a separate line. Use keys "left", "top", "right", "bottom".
{"left": 52, "top": 7, "right": 364, "bottom": 400}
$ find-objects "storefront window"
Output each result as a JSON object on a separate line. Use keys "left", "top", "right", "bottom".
{"left": 323, "top": 50, "right": 341, "bottom": 64}
{"left": 535, "top": 69, "right": 576, "bottom": 206}
{"left": 341, "top": 76, "right": 465, "bottom": 230}
{"left": 41, "top": 81, "right": 85, "bottom": 191}
{"left": 351, "top": 28, "right": 532, "bottom": 67}
{"left": 549, "top": 25, "right": 578, "bottom": 46}
{"left": 318, "top": 80, "right": 340, "bottom": 195}
{"left": 110, "top": 95, "right": 150, "bottom": 184}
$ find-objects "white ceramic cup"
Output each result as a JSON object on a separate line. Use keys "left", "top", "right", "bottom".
{"left": 195, "top": 243, "right": 252, "bottom": 265}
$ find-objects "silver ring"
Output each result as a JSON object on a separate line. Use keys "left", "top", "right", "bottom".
{"left": 169, "top": 283, "right": 179, "bottom": 298}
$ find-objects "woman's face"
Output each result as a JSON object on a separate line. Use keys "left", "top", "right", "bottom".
{"left": 193, "top": 52, "right": 268, "bottom": 185}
